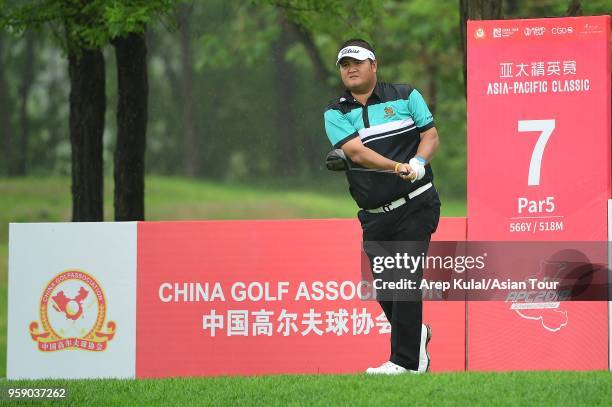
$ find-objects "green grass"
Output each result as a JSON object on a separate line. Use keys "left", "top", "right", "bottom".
{"left": 0, "top": 176, "right": 466, "bottom": 380}
{"left": 2, "top": 372, "right": 611, "bottom": 405}
{"left": 144, "top": 177, "right": 466, "bottom": 220}
{"left": 0, "top": 176, "right": 466, "bottom": 245}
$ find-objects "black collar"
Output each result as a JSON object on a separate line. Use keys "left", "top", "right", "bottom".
{"left": 341, "top": 81, "right": 382, "bottom": 104}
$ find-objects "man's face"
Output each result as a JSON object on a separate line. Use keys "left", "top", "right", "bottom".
{"left": 339, "top": 57, "right": 377, "bottom": 93}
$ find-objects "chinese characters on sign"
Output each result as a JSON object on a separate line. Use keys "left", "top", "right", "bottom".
{"left": 499, "top": 60, "right": 576, "bottom": 78}
{"left": 487, "top": 60, "right": 589, "bottom": 95}
{"left": 201, "top": 308, "right": 390, "bottom": 337}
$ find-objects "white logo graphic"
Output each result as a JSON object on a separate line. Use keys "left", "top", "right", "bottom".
{"left": 552, "top": 27, "right": 574, "bottom": 35}
{"left": 508, "top": 261, "right": 569, "bottom": 332}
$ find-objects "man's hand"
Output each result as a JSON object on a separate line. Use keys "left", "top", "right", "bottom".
{"left": 395, "top": 163, "right": 415, "bottom": 181}
{"left": 408, "top": 157, "right": 426, "bottom": 182}
{"left": 396, "top": 157, "right": 426, "bottom": 182}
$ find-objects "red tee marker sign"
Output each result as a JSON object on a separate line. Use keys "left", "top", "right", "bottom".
{"left": 466, "top": 16, "right": 611, "bottom": 371}
{"left": 468, "top": 16, "right": 610, "bottom": 241}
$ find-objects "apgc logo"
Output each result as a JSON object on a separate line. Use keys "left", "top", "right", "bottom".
{"left": 507, "top": 261, "right": 569, "bottom": 332}
{"left": 29, "top": 270, "right": 116, "bottom": 352}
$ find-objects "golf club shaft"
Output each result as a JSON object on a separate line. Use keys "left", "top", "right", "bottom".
{"left": 349, "top": 167, "right": 410, "bottom": 176}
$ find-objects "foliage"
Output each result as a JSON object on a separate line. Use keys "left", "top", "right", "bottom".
{"left": 1, "top": 0, "right": 178, "bottom": 51}
{"left": 1, "top": 0, "right": 610, "bottom": 200}
{"left": 373, "top": 0, "right": 467, "bottom": 198}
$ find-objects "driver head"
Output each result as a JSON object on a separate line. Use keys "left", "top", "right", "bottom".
{"left": 325, "top": 149, "right": 349, "bottom": 171}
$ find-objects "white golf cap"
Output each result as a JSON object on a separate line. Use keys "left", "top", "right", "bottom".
{"left": 336, "top": 46, "right": 376, "bottom": 65}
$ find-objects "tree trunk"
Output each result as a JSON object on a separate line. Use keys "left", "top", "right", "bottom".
{"left": 15, "top": 30, "right": 35, "bottom": 176}
{"left": 179, "top": 4, "right": 199, "bottom": 177}
{"left": 69, "top": 48, "right": 105, "bottom": 221}
{"left": 113, "top": 32, "right": 147, "bottom": 221}
{"left": 288, "top": 20, "right": 336, "bottom": 91}
{"left": 459, "top": 0, "right": 504, "bottom": 97}
{"left": 0, "top": 33, "right": 12, "bottom": 176}
{"left": 566, "top": 0, "right": 582, "bottom": 16}
{"left": 272, "top": 17, "right": 297, "bottom": 174}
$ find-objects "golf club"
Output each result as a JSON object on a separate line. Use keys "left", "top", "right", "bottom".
{"left": 325, "top": 149, "right": 411, "bottom": 176}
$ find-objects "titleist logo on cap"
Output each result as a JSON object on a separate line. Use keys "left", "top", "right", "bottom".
{"left": 340, "top": 47, "right": 361, "bottom": 56}
{"left": 336, "top": 45, "right": 376, "bottom": 65}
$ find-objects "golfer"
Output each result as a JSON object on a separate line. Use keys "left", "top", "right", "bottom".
{"left": 323, "top": 39, "right": 441, "bottom": 375}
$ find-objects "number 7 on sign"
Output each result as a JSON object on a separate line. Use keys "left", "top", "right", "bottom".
{"left": 518, "top": 119, "right": 555, "bottom": 186}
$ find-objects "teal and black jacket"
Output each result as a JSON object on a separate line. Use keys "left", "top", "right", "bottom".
{"left": 324, "top": 81, "right": 437, "bottom": 210}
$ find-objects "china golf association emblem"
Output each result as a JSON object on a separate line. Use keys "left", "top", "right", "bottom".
{"left": 29, "top": 270, "right": 116, "bottom": 352}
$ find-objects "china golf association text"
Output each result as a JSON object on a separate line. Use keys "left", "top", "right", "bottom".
{"left": 158, "top": 281, "right": 377, "bottom": 302}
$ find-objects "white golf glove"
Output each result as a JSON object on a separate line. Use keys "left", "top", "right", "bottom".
{"left": 408, "top": 157, "right": 426, "bottom": 183}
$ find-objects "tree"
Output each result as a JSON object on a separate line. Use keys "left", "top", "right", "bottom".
{"left": 68, "top": 48, "right": 105, "bottom": 221}
{"left": 2, "top": 0, "right": 177, "bottom": 221}
{"left": 287, "top": 19, "right": 334, "bottom": 91}
{"left": 82, "top": 1, "right": 176, "bottom": 221}
{"left": 566, "top": 0, "right": 582, "bottom": 16}
{"left": 63, "top": 2, "right": 108, "bottom": 221}
{"left": 459, "top": 0, "right": 504, "bottom": 97}
{"left": 271, "top": 0, "right": 380, "bottom": 93}
{"left": 113, "top": 32, "right": 147, "bottom": 220}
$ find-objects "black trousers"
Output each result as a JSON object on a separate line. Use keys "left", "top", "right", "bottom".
{"left": 358, "top": 188, "right": 440, "bottom": 370}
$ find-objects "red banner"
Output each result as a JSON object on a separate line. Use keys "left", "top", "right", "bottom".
{"left": 136, "top": 218, "right": 466, "bottom": 377}
{"left": 466, "top": 16, "right": 610, "bottom": 370}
